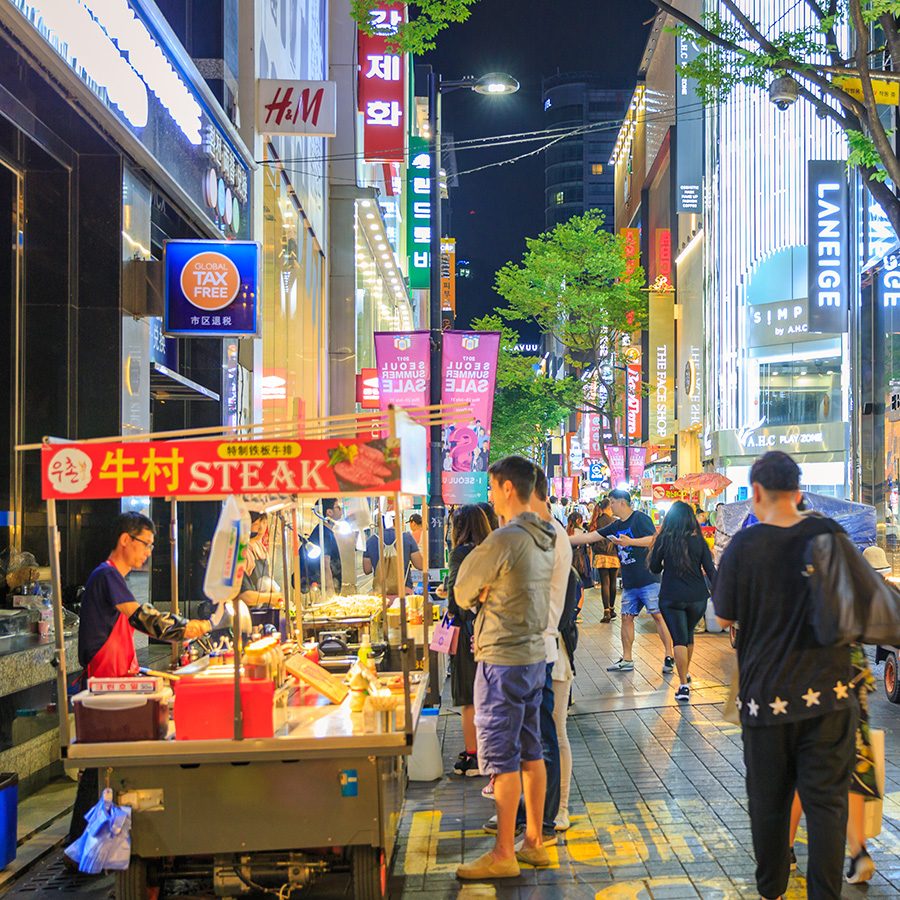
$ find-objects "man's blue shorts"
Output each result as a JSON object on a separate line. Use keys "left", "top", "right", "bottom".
{"left": 621, "top": 582, "right": 661, "bottom": 616}
{"left": 474, "top": 660, "right": 545, "bottom": 776}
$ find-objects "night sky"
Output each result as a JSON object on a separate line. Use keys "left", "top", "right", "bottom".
{"left": 424, "top": 0, "right": 657, "bottom": 338}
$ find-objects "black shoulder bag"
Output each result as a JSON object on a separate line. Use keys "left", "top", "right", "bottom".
{"left": 806, "top": 531, "right": 900, "bottom": 646}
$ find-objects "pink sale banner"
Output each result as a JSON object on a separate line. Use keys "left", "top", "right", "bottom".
{"left": 374, "top": 331, "right": 430, "bottom": 427}
{"left": 441, "top": 331, "right": 500, "bottom": 504}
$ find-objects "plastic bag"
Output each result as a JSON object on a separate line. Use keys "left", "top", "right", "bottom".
{"left": 203, "top": 497, "right": 251, "bottom": 605}
{"left": 65, "top": 788, "right": 132, "bottom": 873}
{"left": 429, "top": 614, "right": 460, "bottom": 655}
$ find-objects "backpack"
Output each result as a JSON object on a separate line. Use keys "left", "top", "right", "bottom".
{"left": 373, "top": 540, "right": 406, "bottom": 596}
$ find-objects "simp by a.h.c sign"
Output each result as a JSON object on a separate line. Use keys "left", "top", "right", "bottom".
{"left": 164, "top": 240, "right": 260, "bottom": 337}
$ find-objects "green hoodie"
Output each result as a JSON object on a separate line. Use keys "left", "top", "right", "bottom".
{"left": 454, "top": 511, "right": 556, "bottom": 666}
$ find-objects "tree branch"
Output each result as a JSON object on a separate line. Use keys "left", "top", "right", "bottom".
{"left": 849, "top": 0, "right": 900, "bottom": 188}
{"left": 880, "top": 13, "right": 900, "bottom": 73}
{"left": 802, "top": 0, "right": 846, "bottom": 66}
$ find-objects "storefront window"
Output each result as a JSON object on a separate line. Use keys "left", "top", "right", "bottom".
{"left": 262, "top": 165, "right": 325, "bottom": 424}
{"left": 758, "top": 358, "right": 841, "bottom": 426}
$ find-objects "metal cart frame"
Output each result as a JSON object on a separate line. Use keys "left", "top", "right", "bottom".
{"left": 34, "top": 406, "right": 449, "bottom": 899}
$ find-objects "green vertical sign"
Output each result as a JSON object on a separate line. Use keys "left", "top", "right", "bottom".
{"left": 406, "top": 135, "right": 431, "bottom": 290}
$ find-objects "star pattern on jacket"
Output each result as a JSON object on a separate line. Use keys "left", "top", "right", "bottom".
{"left": 769, "top": 696, "right": 788, "bottom": 716}
{"left": 833, "top": 680, "right": 849, "bottom": 700}
{"left": 746, "top": 698, "right": 759, "bottom": 717}
{"left": 802, "top": 688, "right": 821, "bottom": 707}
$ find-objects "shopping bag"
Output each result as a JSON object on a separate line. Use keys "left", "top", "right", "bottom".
{"left": 721, "top": 655, "right": 741, "bottom": 725}
{"left": 65, "top": 787, "right": 132, "bottom": 873}
{"left": 864, "top": 728, "right": 886, "bottom": 839}
{"left": 429, "top": 614, "right": 459, "bottom": 655}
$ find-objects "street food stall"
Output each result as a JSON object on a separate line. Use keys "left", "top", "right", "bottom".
{"left": 34, "top": 405, "right": 454, "bottom": 900}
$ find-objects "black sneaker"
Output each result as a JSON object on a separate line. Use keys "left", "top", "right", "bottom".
{"left": 790, "top": 847, "right": 797, "bottom": 871}
{"left": 846, "top": 847, "right": 875, "bottom": 884}
{"left": 462, "top": 754, "right": 483, "bottom": 777}
{"left": 452, "top": 751, "right": 468, "bottom": 776}
{"left": 662, "top": 656, "right": 675, "bottom": 674}
{"left": 609, "top": 610, "right": 618, "bottom": 620}
{"left": 675, "top": 684, "right": 690, "bottom": 702}
{"left": 483, "top": 816, "right": 523, "bottom": 837}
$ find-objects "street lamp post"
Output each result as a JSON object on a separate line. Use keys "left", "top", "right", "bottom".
{"left": 422, "top": 68, "right": 519, "bottom": 573}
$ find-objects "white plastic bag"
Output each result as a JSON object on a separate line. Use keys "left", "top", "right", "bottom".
{"left": 203, "top": 496, "right": 251, "bottom": 604}
{"left": 705, "top": 598, "right": 724, "bottom": 633}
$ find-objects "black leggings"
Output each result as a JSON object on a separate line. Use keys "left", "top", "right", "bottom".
{"left": 660, "top": 599, "right": 706, "bottom": 646}
{"left": 595, "top": 568, "right": 617, "bottom": 611}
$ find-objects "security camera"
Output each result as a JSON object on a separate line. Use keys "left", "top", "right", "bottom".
{"left": 769, "top": 75, "right": 799, "bottom": 111}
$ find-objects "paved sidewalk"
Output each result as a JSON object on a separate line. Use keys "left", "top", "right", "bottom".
{"left": 392, "top": 588, "right": 900, "bottom": 899}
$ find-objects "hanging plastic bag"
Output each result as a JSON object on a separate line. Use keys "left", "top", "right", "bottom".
{"left": 203, "top": 496, "right": 251, "bottom": 605}
{"left": 65, "top": 787, "right": 132, "bottom": 874}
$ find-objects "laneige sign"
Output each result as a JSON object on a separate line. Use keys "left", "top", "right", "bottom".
{"left": 748, "top": 299, "right": 810, "bottom": 347}
{"left": 807, "top": 160, "right": 849, "bottom": 333}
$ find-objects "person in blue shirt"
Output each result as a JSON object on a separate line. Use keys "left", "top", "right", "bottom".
{"left": 363, "top": 515, "right": 423, "bottom": 589}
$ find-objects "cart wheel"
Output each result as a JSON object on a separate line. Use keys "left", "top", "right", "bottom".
{"left": 729, "top": 624, "right": 738, "bottom": 649}
{"left": 885, "top": 652, "right": 900, "bottom": 704}
{"left": 115, "top": 857, "right": 148, "bottom": 900}
{"left": 352, "top": 845, "right": 387, "bottom": 900}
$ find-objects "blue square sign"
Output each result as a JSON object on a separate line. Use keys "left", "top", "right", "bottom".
{"left": 164, "top": 240, "right": 259, "bottom": 337}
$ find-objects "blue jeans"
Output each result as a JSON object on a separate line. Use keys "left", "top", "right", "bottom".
{"left": 516, "top": 663, "right": 560, "bottom": 831}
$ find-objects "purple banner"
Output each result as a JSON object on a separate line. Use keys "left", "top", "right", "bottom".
{"left": 606, "top": 446, "right": 627, "bottom": 489}
{"left": 374, "top": 332, "right": 430, "bottom": 419}
{"left": 628, "top": 447, "right": 647, "bottom": 485}
{"left": 441, "top": 331, "right": 500, "bottom": 504}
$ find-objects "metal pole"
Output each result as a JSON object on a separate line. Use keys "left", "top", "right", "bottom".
{"left": 290, "top": 505, "right": 302, "bottom": 639}
{"left": 279, "top": 512, "right": 293, "bottom": 641}
{"left": 169, "top": 499, "right": 179, "bottom": 668}
{"left": 46, "top": 498, "right": 70, "bottom": 747}
{"left": 427, "top": 67, "right": 446, "bottom": 578}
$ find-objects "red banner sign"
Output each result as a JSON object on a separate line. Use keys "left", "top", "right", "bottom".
{"left": 42, "top": 439, "right": 402, "bottom": 500}
{"left": 356, "top": 368, "right": 380, "bottom": 409}
{"left": 358, "top": 3, "right": 405, "bottom": 162}
{"left": 620, "top": 227, "right": 640, "bottom": 278}
{"left": 651, "top": 483, "right": 699, "bottom": 503}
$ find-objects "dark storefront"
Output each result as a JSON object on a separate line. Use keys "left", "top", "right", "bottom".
{"left": 0, "top": 0, "right": 252, "bottom": 793}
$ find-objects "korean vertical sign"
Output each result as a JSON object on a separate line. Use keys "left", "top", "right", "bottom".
{"left": 441, "top": 332, "right": 500, "bottom": 504}
{"left": 358, "top": 3, "right": 406, "bottom": 162}
{"left": 407, "top": 136, "right": 431, "bottom": 289}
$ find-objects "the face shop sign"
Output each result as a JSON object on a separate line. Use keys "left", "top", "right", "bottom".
{"left": 748, "top": 299, "right": 810, "bottom": 347}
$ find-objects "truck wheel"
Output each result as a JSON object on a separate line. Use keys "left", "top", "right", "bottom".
{"left": 885, "top": 652, "right": 900, "bottom": 704}
{"left": 352, "top": 845, "right": 387, "bottom": 900}
{"left": 115, "top": 857, "right": 148, "bottom": 900}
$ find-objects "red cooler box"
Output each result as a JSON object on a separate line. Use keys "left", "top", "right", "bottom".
{"left": 173, "top": 677, "right": 275, "bottom": 740}
{"left": 73, "top": 688, "right": 172, "bottom": 743}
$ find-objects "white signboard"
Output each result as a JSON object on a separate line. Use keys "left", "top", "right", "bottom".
{"left": 257, "top": 80, "right": 336, "bottom": 137}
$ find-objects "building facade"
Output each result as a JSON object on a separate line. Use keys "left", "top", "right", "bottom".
{"left": 542, "top": 74, "right": 630, "bottom": 231}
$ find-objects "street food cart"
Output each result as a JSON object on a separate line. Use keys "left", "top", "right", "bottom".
{"left": 34, "top": 405, "right": 453, "bottom": 900}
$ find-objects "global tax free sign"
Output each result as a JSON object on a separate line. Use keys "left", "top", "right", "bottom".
{"left": 165, "top": 240, "right": 259, "bottom": 337}
{"left": 42, "top": 438, "right": 405, "bottom": 500}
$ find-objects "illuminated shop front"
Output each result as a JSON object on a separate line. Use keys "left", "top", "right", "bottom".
{"left": 354, "top": 197, "right": 414, "bottom": 370}
{"left": 702, "top": 2, "right": 849, "bottom": 499}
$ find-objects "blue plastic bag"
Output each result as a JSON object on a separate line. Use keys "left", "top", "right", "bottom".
{"left": 65, "top": 788, "right": 132, "bottom": 873}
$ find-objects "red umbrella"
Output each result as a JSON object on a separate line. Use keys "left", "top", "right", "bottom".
{"left": 672, "top": 472, "right": 732, "bottom": 495}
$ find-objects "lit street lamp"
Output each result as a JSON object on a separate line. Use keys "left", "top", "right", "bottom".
{"left": 421, "top": 66, "right": 519, "bottom": 571}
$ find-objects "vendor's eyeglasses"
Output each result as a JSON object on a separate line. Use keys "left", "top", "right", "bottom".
{"left": 131, "top": 535, "right": 154, "bottom": 552}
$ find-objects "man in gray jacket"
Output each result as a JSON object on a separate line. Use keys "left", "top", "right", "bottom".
{"left": 454, "top": 456, "right": 557, "bottom": 880}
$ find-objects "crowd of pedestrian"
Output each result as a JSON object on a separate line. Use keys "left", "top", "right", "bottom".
{"left": 441, "top": 449, "right": 894, "bottom": 898}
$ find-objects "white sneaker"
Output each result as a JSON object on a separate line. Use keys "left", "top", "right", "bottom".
{"left": 554, "top": 810, "right": 570, "bottom": 831}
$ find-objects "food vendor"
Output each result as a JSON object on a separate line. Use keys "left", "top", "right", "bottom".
{"left": 239, "top": 512, "right": 283, "bottom": 607}
{"left": 300, "top": 498, "right": 343, "bottom": 594}
{"left": 67, "top": 512, "right": 211, "bottom": 852}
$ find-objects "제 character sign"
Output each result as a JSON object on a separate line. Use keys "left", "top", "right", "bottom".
{"left": 165, "top": 240, "right": 259, "bottom": 337}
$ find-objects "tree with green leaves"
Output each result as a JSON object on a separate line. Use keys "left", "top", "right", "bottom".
{"left": 651, "top": 0, "right": 900, "bottom": 238}
{"left": 493, "top": 210, "right": 648, "bottom": 467}
{"left": 351, "top": 0, "right": 478, "bottom": 54}
{"left": 470, "top": 315, "right": 581, "bottom": 462}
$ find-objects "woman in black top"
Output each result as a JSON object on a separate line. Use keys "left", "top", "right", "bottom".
{"left": 648, "top": 501, "right": 716, "bottom": 701}
{"left": 444, "top": 504, "right": 493, "bottom": 776}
